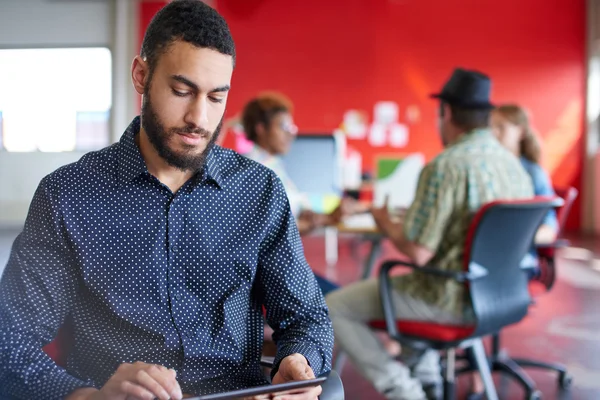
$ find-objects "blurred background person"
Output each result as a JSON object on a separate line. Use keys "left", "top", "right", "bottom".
{"left": 240, "top": 92, "right": 359, "bottom": 296}
{"left": 492, "top": 104, "right": 558, "bottom": 244}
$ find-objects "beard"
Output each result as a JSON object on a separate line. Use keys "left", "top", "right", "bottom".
{"left": 141, "top": 92, "right": 223, "bottom": 172}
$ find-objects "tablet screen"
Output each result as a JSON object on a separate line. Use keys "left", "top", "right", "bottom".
{"left": 188, "top": 376, "right": 327, "bottom": 400}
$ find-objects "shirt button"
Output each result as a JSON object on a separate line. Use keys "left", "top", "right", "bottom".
{"left": 172, "top": 245, "right": 179, "bottom": 253}
{"left": 174, "top": 292, "right": 182, "bottom": 301}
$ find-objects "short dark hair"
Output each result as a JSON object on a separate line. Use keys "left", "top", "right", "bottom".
{"left": 140, "top": 0, "right": 236, "bottom": 76}
{"left": 440, "top": 102, "right": 490, "bottom": 131}
{"left": 242, "top": 92, "right": 294, "bottom": 142}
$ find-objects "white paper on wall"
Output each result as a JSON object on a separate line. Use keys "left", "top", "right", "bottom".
{"left": 373, "top": 101, "right": 399, "bottom": 125}
{"left": 342, "top": 110, "right": 368, "bottom": 139}
{"left": 368, "top": 122, "right": 387, "bottom": 147}
{"left": 389, "top": 123, "right": 409, "bottom": 148}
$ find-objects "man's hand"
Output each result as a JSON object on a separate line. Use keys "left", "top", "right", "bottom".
{"left": 328, "top": 197, "right": 360, "bottom": 225}
{"left": 297, "top": 210, "right": 320, "bottom": 235}
{"left": 66, "top": 362, "right": 183, "bottom": 400}
{"left": 269, "top": 353, "right": 321, "bottom": 400}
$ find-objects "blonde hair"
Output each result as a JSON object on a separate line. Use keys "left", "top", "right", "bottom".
{"left": 495, "top": 104, "right": 541, "bottom": 164}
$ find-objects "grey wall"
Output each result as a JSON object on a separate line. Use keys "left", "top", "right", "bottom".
{"left": 0, "top": 152, "right": 87, "bottom": 226}
{"left": 0, "top": 0, "right": 111, "bottom": 48}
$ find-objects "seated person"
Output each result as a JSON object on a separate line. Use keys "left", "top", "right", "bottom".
{"left": 0, "top": 2, "right": 332, "bottom": 399}
{"left": 240, "top": 92, "right": 353, "bottom": 296}
{"left": 326, "top": 69, "right": 534, "bottom": 400}
{"left": 463, "top": 104, "right": 561, "bottom": 400}
{"left": 491, "top": 104, "right": 558, "bottom": 245}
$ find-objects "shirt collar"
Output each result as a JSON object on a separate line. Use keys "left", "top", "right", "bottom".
{"left": 117, "top": 116, "right": 224, "bottom": 189}
{"left": 202, "top": 146, "right": 224, "bottom": 188}
{"left": 117, "top": 117, "right": 149, "bottom": 185}
{"left": 448, "top": 127, "right": 492, "bottom": 148}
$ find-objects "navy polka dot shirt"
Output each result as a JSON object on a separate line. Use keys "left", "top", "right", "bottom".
{"left": 0, "top": 117, "right": 333, "bottom": 399}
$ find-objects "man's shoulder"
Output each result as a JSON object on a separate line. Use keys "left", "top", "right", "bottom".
{"left": 425, "top": 148, "right": 465, "bottom": 175}
{"left": 429, "top": 140, "right": 475, "bottom": 167}
{"left": 42, "top": 144, "right": 119, "bottom": 191}
{"left": 213, "top": 146, "right": 279, "bottom": 183}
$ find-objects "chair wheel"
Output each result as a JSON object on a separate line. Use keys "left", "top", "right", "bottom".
{"left": 559, "top": 372, "right": 573, "bottom": 389}
{"left": 528, "top": 390, "right": 543, "bottom": 400}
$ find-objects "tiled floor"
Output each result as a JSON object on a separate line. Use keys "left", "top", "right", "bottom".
{"left": 1, "top": 228, "right": 599, "bottom": 399}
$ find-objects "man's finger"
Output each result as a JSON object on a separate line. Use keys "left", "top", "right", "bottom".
{"left": 383, "top": 194, "right": 390, "bottom": 207}
{"left": 290, "top": 362, "right": 309, "bottom": 380}
{"left": 135, "top": 369, "right": 171, "bottom": 400}
{"left": 241, "top": 395, "right": 271, "bottom": 400}
{"left": 304, "top": 364, "right": 315, "bottom": 379}
{"left": 146, "top": 365, "right": 183, "bottom": 400}
{"left": 288, "top": 360, "right": 314, "bottom": 381}
{"left": 273, "top": 385, "right": 322, "bottom": 400}
{"left": 120, "top": 380, "right": 156, "bottom": 400}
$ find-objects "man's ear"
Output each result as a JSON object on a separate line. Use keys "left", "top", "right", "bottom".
{"left": 131, "top": 56, "right": 149, "bottom": 95}
{"left": 442, "top": 103, "right": 452, "bottom": 123}
{"left": 255, "top": 122, "right": 267, "bottom": 139}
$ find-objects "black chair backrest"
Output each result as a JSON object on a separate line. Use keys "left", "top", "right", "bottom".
{"left": 466, "top": 197, "right": 562, "bottom": 337}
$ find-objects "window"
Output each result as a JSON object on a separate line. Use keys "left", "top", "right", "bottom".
{"left": 0, "top": 48, "right": 112, "bottom": 152}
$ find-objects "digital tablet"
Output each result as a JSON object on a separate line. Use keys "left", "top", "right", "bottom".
{"left": 188, "top": 376, "right": 327, "bottom": 400}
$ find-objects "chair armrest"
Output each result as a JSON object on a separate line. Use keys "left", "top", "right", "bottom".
{"left": 536, "top": 238, "right": 570, "bottom": 249}
{"left": 377, "top": 259, "right": 483, "bottom": 346}
{"left": 319, "top": 370, "right": 345, "bottom": 400}
{"left": 378, "top": 259, "right": 483, "bottom": 283}
{"left": 260, "top": 357, "right": 345, "bottom": 400}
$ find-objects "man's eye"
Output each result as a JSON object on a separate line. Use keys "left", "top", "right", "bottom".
{"left": 172, "top": 89, "right": 189, "bottom": 97}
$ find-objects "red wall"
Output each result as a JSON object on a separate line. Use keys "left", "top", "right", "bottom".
{"left": 139, "top": 0, "right": 586, "bottom": 230}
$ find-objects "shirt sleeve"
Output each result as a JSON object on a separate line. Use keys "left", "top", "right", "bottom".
{"left": 0, "top": 176, "right": 94, "bottom": 399}
{"left": 530, "top": 164, "right": 559, "bottom": 230}
{"left": 254, "top": 174, "right": 333, "bottom": 378}
{"left": 276, "top": 166, "right": 311, "bottom": 218}
{"left": 402, "top": 161, "right": 456, "bottom": 252}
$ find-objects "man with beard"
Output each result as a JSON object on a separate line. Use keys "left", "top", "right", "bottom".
{"left": 0, "top": 1, "right": 332, "bottom": 400}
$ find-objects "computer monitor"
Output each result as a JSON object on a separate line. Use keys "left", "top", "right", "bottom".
{"left": 280, "top": 133, "right": 344, "bottom": 213}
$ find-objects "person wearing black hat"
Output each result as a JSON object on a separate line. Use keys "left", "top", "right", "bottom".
{"left": 431, "top": 68, "right": 495, "bottom": 145}
{"left": 326, "top": 68, "right": 534, "bottom": 400}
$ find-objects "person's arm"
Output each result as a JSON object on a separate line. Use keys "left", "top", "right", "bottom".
{"left": 297, "top": 210, "right": 318, "bottom": 235}
{"left": 373, "top": 162, "right": 455, "bottom": 266}
{"left": 372, "top": 209, "right": 434, "bottom": 266}
{"left": 0, "top": 177, "right": 95, "bottom": 399}
{"left": 254, "top": 175, "right": 333, "bottom": 379}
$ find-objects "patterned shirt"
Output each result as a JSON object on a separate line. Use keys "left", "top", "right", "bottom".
{"left": 242, "top": 144, "right": 310, "bottom": 217}
{"left": 0, "top": 117, "right": 333, "bottom": 399}
{"left": 398, "top": 129, "right": 534, "bottom": 317}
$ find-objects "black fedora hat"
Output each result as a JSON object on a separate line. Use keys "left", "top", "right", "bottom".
{"left": 430, "top": 68, "right": 494, "bottom": 109}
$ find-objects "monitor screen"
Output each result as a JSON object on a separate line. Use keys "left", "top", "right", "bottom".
{"left": 280, "top": 134, "right": 343, "bottom": 212}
